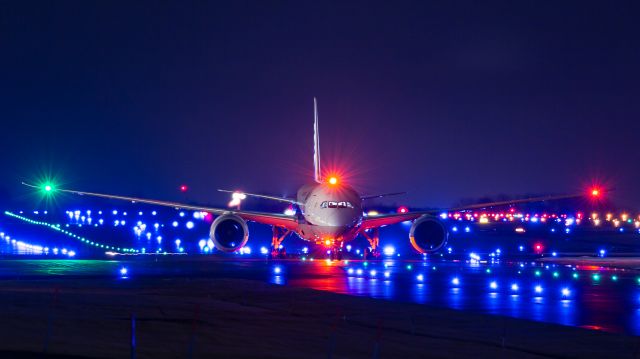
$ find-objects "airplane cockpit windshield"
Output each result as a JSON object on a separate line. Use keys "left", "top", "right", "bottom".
{"left": 320, "top": 201, "right": 354, "bottom": 209}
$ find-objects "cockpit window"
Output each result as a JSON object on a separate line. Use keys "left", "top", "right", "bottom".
{"left": 321, "top": 201, "right": 354, "bottom": 209}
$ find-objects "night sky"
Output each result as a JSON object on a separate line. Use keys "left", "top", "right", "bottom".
{"left": 1, "top": 1, "right": 639, "bottom": 209}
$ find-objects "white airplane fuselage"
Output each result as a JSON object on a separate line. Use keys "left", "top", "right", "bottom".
{"left": 295, "top": 183, "right": 363, "bottom": 245}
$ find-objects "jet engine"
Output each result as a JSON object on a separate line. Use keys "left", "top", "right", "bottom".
{"left": 409, "top": 215, "right": 449, "bottom": 253}
{"left": 209, "top": 214, "right": 249, "bottom": 252}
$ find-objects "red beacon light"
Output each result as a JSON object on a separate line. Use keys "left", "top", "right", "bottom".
{"left": 397, "top": 206, "right": 409, "bottom": 214}
{"left": 180, "top": 185, "right": 188, "bottom": 192}
{"left": 590, "top": 188, "right": 601, "bottom": 197}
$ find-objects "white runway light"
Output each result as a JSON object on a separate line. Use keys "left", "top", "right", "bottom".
{"left": 383, "top": 245, "right": 395, "bottom": 256}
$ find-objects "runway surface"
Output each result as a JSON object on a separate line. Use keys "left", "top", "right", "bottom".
{"left": 1, "top": 256, "right": 639, "bottom": 336}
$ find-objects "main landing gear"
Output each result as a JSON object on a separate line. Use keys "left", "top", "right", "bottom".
{"left": 270, "top": 226, "right": 291, "bottom": 259}
{"left": 361, "top": 228, "right": 380, "bottom": 259}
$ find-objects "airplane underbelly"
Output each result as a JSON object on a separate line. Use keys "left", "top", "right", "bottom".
{"left": 296, "top": 224, "right": 359, "bottom": 243}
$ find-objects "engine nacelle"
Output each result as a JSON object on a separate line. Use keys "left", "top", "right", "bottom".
{"left": 209, "top": 214, "right": 249, "bottom": 252}
{"left": 409, "top": 215, "right": 449, "bottom": 253}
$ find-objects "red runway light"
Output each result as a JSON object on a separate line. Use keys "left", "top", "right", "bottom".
{"left": 591, "top": 188, "right": 600, "bottom": 197}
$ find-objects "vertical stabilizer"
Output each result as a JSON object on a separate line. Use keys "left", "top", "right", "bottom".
{"left": 313, "top": 97, "right": 322, "bottom": 183}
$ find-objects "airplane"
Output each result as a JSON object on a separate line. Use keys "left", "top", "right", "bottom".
{"left": 22, "top": 98, "right": 599, "bottom": 259}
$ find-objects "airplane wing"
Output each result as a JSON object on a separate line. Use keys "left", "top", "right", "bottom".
{"left": 361, "top": 192, "right": 587, "bottom": 230}
{"left": 360, "top": 192, "right": 406, "bottom": 200}
{"left": 22, "top": 183, "right": 299, "bottom": 230}
{"left": 217, "top": 189, "right": 301, "bottom": 205}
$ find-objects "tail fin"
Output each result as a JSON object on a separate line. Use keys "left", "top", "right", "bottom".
{"left": 313, "top": 97, "right": 322, "bottom": 183}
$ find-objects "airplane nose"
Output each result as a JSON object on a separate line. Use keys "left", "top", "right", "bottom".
{"left": 324, "top": 211, "right": 360, "bottom": 227}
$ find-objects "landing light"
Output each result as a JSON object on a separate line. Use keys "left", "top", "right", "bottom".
{"left": 328, "top": 177, "right": 338, "bottom": 185}
{"left": 232, "top": 192, "right": 247, "bottom": 200}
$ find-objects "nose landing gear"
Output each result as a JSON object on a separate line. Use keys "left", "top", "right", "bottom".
{"left": 329, "top": 243, "right": 343, "bottom": 261}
